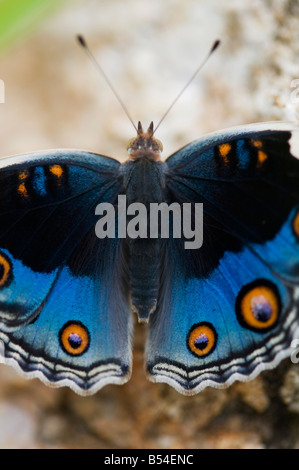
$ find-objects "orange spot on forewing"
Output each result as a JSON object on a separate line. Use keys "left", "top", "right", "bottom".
{"left": 257, "top": 150, "right": 268, "bottom": 166}
{"left": 19, "top": 170, "right": 29, "bottom": 180}
{"left": 50, "top": 164, "right": 63, "bottom": 178}
{"left": 18, "top": 182, "right": 28, "bottom": 198}
{"left": 252, "top": 139, "right": 263, "bottom": 148}
{"left": 218, "top": 143, "right": 231, "bottom": 163}
{"left": 251, "top": 140, "right": 268, "bottom": 167}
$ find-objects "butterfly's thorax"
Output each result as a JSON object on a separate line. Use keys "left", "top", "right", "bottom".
{"left": 123, "top": 157, "right": 167, "bottom": 204}
{"left": 121, "top": 123, "right": 167, "bottom": 321}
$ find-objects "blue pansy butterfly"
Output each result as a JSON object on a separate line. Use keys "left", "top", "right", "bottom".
{"left": 0, "top": 119, "right": 298, "bottom": 396}
{"left": 0, "top": 40, "right": 298, "bottom": 396}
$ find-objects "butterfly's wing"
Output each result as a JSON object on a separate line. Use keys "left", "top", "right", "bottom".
{"left": 0, "top": 150, "right": 131, "bottom": 395}
{"left": 146, "top": 122, "right": 299, "bottom": 394}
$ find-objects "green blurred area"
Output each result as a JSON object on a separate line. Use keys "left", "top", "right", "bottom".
{"left": 0, "top": 0, "right": 65, "bottom": 50}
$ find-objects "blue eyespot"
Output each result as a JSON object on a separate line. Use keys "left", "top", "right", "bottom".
{"left": 59, "top": 321, "right": 90, "bottom": 356}
{"left": 235, "top": 279, "right": 280, "bottom": 333}
{"left": 187, "top": 322, "right": 218, "bottom": 358}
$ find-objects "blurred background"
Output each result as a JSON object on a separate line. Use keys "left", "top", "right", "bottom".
{"left": 0, "top": 0, "right": 298, "bottom": 449}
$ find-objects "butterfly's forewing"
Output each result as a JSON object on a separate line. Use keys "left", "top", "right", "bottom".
{"left": 0, "top": 150, "right": 132, "bottom": 395}
{"left": 146, "top": 123, "right": 299, "bottom": 394}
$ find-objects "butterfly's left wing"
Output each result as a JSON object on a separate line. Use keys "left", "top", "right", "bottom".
{"left": 0, "top": 150, "right": 131, "bottom": 395}
{"left": 146, "top": 122, "right": 299, "bottom": 394}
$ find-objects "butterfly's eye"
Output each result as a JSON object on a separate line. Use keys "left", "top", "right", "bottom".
{"left": 0, "top": 252, "right": 12, "bottom": 288}
{"left": 126, "top": 138, "right": 136, "bottom": 152}
{"left": 59, "top": 321, "right": 90, "bottom": 356}
{"left": 187, "top": 322, "right": 217, "bottom": 358}
{"left": 236, "top": 280, "right": 280, "bottom": 332}
{"left": 154, "top": 138, "right": 163, "bottom": 153}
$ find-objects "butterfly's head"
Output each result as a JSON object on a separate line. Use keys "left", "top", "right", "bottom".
{"left": 126, "top": 121, "right": 163, "bottom": 161}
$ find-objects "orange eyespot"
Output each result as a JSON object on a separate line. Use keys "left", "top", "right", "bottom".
{"left": 293, "top": 210, "right": 299, "bottom": 240}
{"left": 59, "top": 321, "right": 90, "bottom": 356}
{"left": 187, "top": 322, "right": 217, "bottom": 358}
{"left": 236, "top": 280, "right": 280, "bottom": 332}
{"left": 0, "top": 252, "right": 12, "bottom": 288}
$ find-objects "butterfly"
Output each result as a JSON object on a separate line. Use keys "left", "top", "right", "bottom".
{"left": 0, "top": 117, "right": 298, "bottom": 396}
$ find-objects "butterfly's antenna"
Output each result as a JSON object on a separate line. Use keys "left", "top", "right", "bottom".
{"left": 153, "top": 39, "right": 221, "bottom": 134}
{"left": 77, "top": 34, "right": 138, "bottom": 133}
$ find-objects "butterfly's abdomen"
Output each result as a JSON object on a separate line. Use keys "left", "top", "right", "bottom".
{"left": 122, "top": 158, "right": 167, "bottom": 322}
{"left": 129, "top": 238, "right": 162, "bottom": 321}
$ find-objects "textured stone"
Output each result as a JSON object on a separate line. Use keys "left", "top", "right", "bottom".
{"left": 280, "top": 366, "right": 299, "bottom": 413}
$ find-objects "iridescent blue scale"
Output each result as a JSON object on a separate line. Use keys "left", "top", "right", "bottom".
{"left": 32, "top": 166, "right": 48, "bottom": 196}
